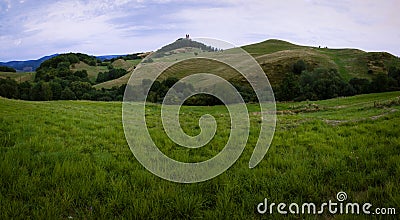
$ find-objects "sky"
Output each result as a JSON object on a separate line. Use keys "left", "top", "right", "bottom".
{"left": 0, "top": 0, "right": 399, "bottom": 61}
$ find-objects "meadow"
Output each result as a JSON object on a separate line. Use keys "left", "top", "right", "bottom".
{"left": 0, "top": 92, "right": 399, "bottom": 219}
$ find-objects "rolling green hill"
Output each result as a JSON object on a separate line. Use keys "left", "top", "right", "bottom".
{"left": 93, "top": 39, "right": 400, "bottom": 89}
{"left": 242, "top": 39, "right": 304, "bottom": 55}
{"left": 246, "top": 39, "right": 400, "bottom": 85}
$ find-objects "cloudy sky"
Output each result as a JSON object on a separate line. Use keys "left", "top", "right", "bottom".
{"left": 0, "top": 0, "right": 399, "bottom": 61}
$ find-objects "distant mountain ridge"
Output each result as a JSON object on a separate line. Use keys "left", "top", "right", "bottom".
{"left": 0, "top": 54, "right": 59, "bottom": 72}
{"left": 0, "top": 54, "right": 128, "bottom": 72}
{"left": 96, "top": 55, "right": 127, "bottom": 61}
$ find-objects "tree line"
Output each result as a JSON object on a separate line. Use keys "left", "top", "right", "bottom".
{"left": 275, "top": 60, "right": 400, "bottom": 101}
{"left": 0, "top": 76, "right": 126, "bottom": 101}
{"left": 0, "top": 53, "right": 126, "bottom": 101}
{"left": 96, "top": 68, "right": 127, "bottom": 83}
{"left": 123, "top": 76, "right": 257, "bottom": 106}
{"left": 1, "top": 54, "right": 400, "bottom": 104}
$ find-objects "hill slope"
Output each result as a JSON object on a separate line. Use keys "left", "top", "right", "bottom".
{"left": 245, "top": 39, "right": 400, "bottom": 85}
{"left": 94, "top": 39, "right": 400, "bottom": 89}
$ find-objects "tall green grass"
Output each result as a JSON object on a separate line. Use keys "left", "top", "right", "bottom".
{"left": 1, "top": 92, "right": 399, "bottom": 219}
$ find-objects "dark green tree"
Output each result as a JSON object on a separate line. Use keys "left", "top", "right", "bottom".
{"left": 57, "top": 61, "right": 70, "bottom": 69}
{"left": 370, "top": 74, "right": 389, "bottom": 92}
{"left": 0, "top": 78, "right": 19, "bottom": 99}
{"left": 349, "top": 78, "right": 370, "bottom": 94}
{"left": 298, "top": 68, "right": 353, "bottom": 100}
{"left": 30, "top": 82, "right": 41, "bottom": 100}
{"left": 388, "top": 66, "right": 400, "bottom": 87}
{"left": 19, "top": 81, "right": 32, "bottom": 100}
{"left": 277, "top": 73, "right": 301, "bottom": 101}
{"left": 50, "top": 81, "right": 63, "bottom": 100}
{"left": 164, "top": 77, "right": 179, "bottom": 88}
{"left": 70, "top": 81, "right": 92, "bottom": 99}
{"left": 60, "top": 87, "right": 77, "bottom": 100}
{"left": 41, "top": 82, "right": 53, "bottom": 101}
{"left": 29, "top": 81, "right": 53, "bottom": 101}
{"left": 292, "top": 60, "right": 307, "bottom": 75}
{"left": 73, "top": 70, "right": 88, "bottom": 78}
{"left": 95, "top": 68, "right": 127, "bottom": 83}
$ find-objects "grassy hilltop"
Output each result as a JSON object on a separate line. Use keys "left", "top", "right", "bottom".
{"left": 1, "top": 92, "right": 399, "bottom": 218}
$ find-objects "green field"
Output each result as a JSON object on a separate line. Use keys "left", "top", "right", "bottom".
{"left": 1, "top": 92, "right": 399, "bottom": 218}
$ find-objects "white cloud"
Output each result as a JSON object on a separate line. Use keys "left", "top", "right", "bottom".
{"left": 0, "top": 0, "right": 399, "bottom": 61}
{"left": 167, "top": 0, "right": 400, "bottom": 52}
{"left": 1, "top": 0, "right": 11, "bottom": 12}
{"left": 13, "top": 39, "right": 22, "bottom": 46}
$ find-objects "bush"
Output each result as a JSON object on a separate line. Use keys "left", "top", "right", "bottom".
{"left": 292, "top": 60, "right": 307, "bottom": 75}
{"left": 74, "top": 70, "right": 88, "bottom": 78}
{"left": 30, "top": 81, "right": 53, "bottom": 101}
{"left": 300, "top": 68, "right": 354, "bottom": 100}
{"left": 349, "top": 78, "right": 370, "bottom": 94}
{"left": 370, "top": 74, "right": 389, "bottom": 92}
{"left": 142, "top": 58, "right": 154, "bottom": 63}
{"left": 60, "top": 87, "right": 77, "bottom": 100}
{"left": 0, "top": 78, "right": 19, "bottom": 98}
{"left": 96, "top": 68, "right": 127, "bottom": 83}
{"left": 276, "top": 73, "right": 301, "bottom": 101}
{"left": 277, "top": 68, "right": 354, "bottom": 101}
